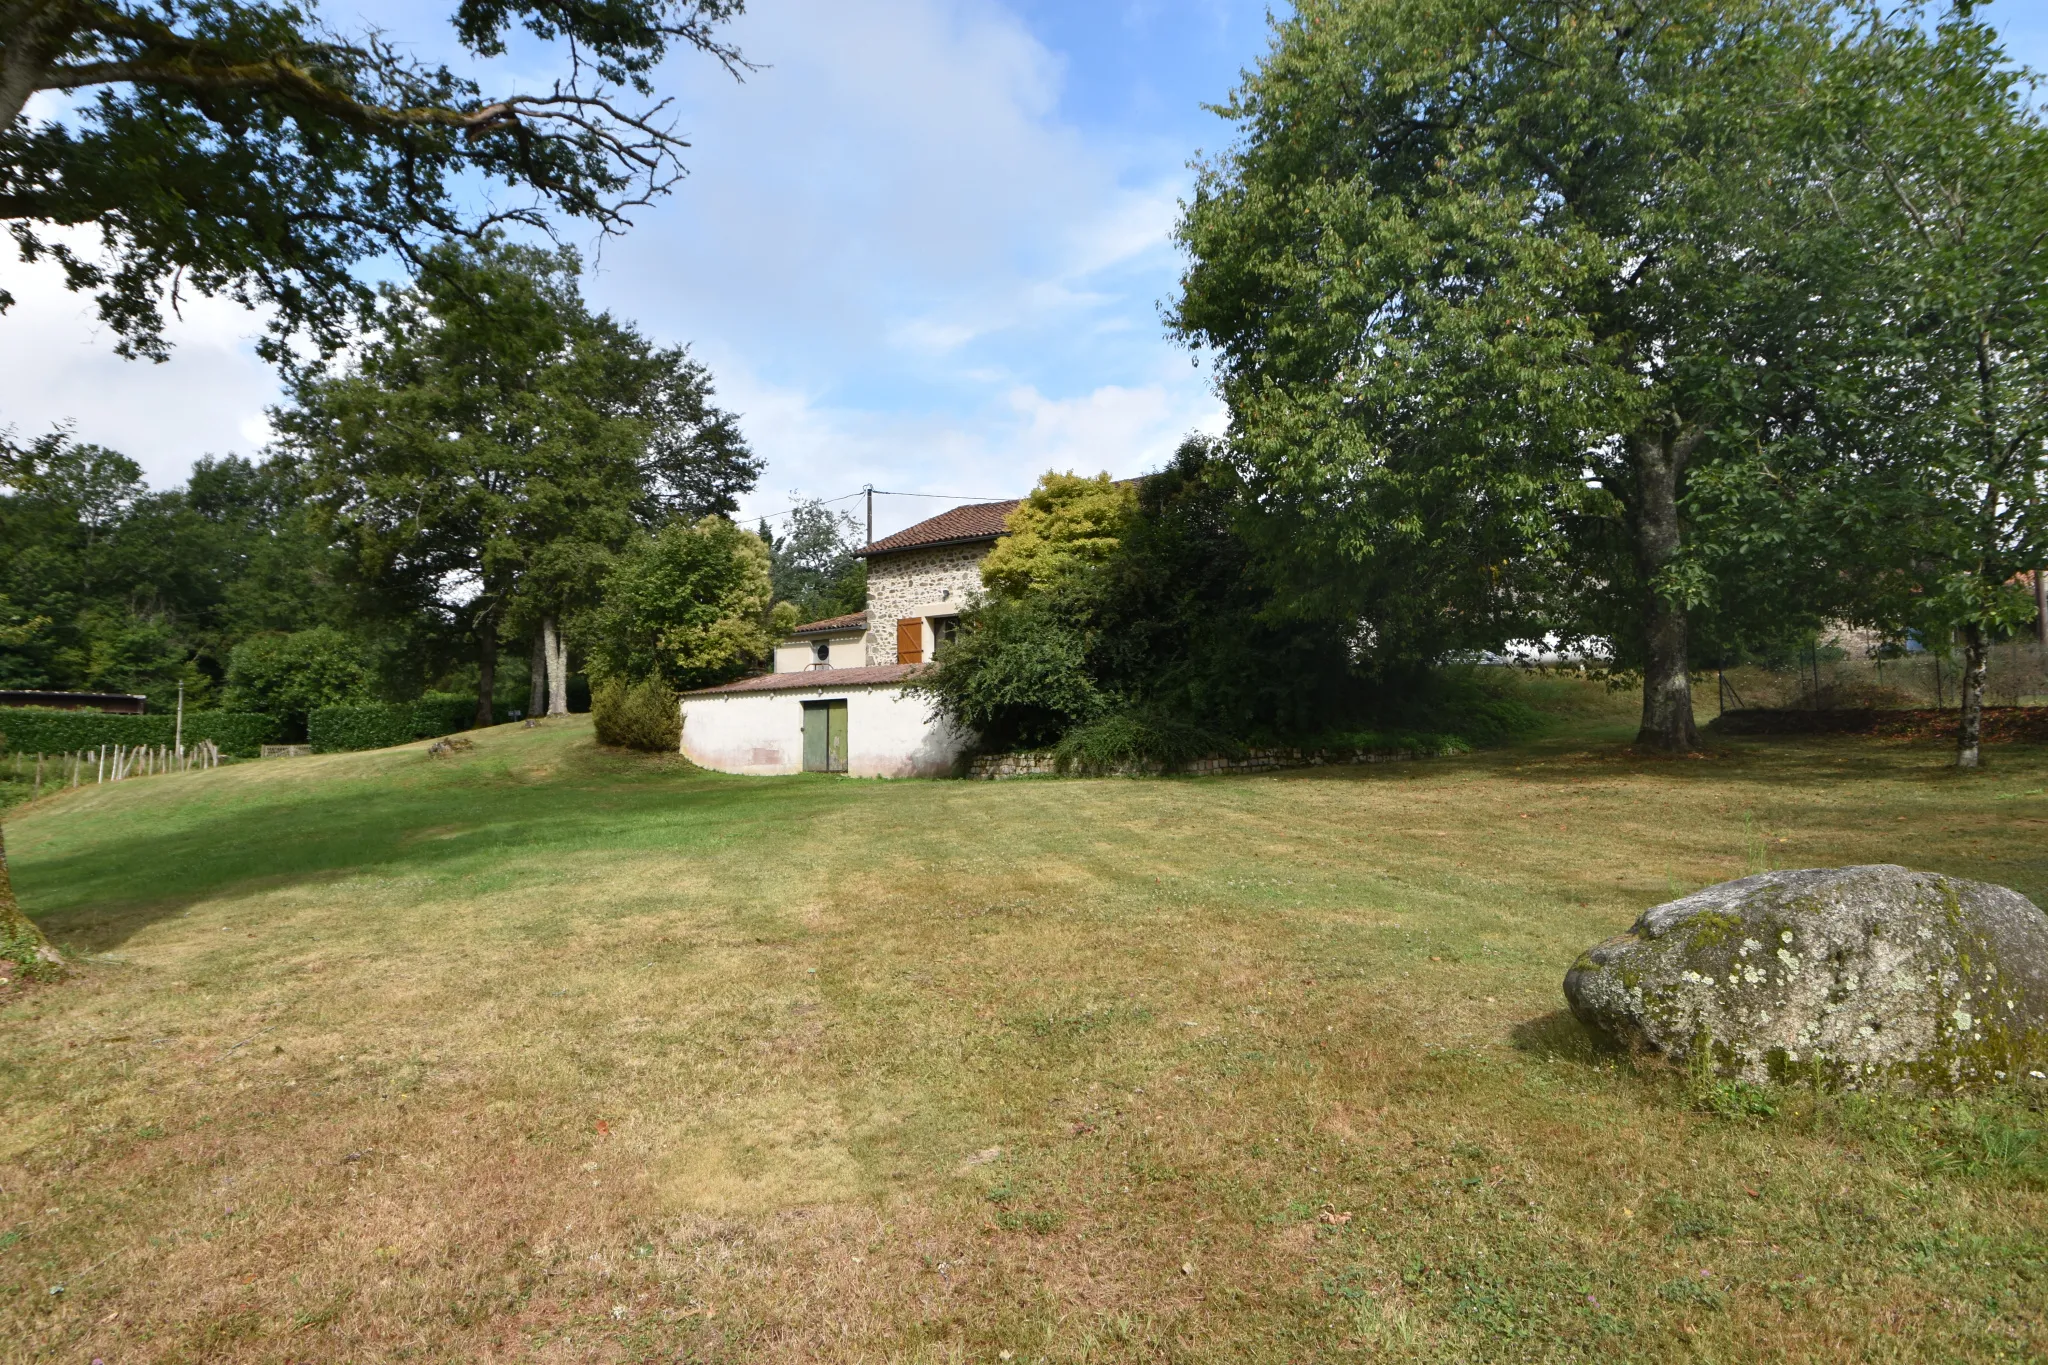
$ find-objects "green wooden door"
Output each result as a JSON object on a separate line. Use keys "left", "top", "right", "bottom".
{"left": 826, "top": 699, "right": 848, "bottom": 772}
{"left": 802, "top": 701, "right": 848, "bottom": 773}
{"left": 802, "top": 702, "right": 827, "bottom": 771}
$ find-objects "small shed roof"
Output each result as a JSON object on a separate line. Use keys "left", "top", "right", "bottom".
{"left": 789, "top": 611, "right": 870, "bottom": 636}
{"left": 682, "top": 664, "right": 926, "bottom": 697}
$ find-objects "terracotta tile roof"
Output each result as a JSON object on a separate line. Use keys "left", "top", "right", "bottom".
{"left": 859, "top": 500, "right": 1020, "bottom": 556}
{"left": 790, "top": 611, "right": 869, "bottom": 636}
{"left": 681, "top": 664, "right": 926, "bottom": 696}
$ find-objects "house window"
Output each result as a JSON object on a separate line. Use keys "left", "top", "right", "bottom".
{"left": 812, "top": 641, "right": 831, "bottom": 664}
{"left": 931, "top": 615, "right": 960, "bottom": 649}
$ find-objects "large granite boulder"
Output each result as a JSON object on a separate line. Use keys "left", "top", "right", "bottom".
{"left": 1564, "top": 866, "right": 2048, "bottom": 1090}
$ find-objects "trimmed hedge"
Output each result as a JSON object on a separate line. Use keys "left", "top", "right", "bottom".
{"left": 0, "top": 708, "right": 276, "bottom": 758}
{"left": 307, "top": 699, "right": 472, "bottom": 753}
{"left": 308, "top": 705, "right": 414, "bottom": 753}
{"left": 413, "top": 692, "right": 476, "bottom": 737}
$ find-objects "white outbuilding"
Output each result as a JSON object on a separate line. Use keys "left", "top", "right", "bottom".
{"left": 678, "top": 499, "right": 1022, "bottom": 778}
{"left": 679, "top": 664, "right": 970, "bottom": 777}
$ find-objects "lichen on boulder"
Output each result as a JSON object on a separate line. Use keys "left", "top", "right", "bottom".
{"left": 1563, "top": 866, "right": 2048, "bottom": 1091}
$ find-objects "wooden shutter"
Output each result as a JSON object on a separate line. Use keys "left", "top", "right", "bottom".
{"left": 896, "top": 617, "right": 924, "bottom": 664}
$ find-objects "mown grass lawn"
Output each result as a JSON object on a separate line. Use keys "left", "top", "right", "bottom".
{"left": 2, "top": 680, "right": 2045, "bottom": 1362}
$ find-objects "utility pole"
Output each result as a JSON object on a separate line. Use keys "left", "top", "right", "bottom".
{"left": 864, "top": 484, "right": 874, "bottom": 547}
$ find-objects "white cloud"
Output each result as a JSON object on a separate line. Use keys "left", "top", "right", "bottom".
{"left": 0, "top": 0, "right": 1223, "bottom": 508}
{"left": 0, "top": 241, "right": 283, "bottom": 486}
{"left": 714, "top": 346, "right": 1220, "bottom": 539}
{"left": 581, "top": 0, "right": 1223, "bottom": 522}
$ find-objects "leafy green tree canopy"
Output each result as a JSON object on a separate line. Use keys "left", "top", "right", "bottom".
{"left": 0, "top": 430, "right": 334, "bottom": 708}
{"left": 1799, "top": 7, "right": 2048, "bottom": 766}
{"left": 1, "top": 0, "right": 747, "bottom": 363}
{"left": 761, "top": 499, "right": 867, "bottom": 624}
{"left": 222, "top": 625, "right": 369, "bottom": 738}
{"left": 1173, "top": 0, "right": 1844, "bottom": 750}
{"left": 583, "top": 515, "right": 782, "bottom": 691}
{"left": 916, "top": 593, "right": 1104, "bottom": 752}
{"left": 921, "top": 442, "right": 1372, "bottom": 755}
{"left": 980, "top": 472, "right": 1136, "bottom": 600}
{"left": 277, "top": 238, "right": 758, "bottom": 723}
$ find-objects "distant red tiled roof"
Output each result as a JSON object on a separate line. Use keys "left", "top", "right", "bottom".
{"left": 859, "top": 500, "right": 1020, "bottom": 557}
{"left": 682, "top": 664, "right": 926, "bottom": 696}
{"left": 790, "top": 611, "right": 869, "bottom": 636}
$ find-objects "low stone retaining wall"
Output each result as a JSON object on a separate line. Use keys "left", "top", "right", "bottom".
{"left": 966, "top": 746, "right": 1427, "bottom": 780}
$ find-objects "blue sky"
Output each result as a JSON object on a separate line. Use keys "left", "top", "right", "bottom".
{"left": 2, "top": 1, "right": 2045, "bottom": 541}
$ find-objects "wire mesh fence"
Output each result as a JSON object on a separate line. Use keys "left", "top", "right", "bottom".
{"left": 1713, "top": 639, "right": 2048, "bottom": 715}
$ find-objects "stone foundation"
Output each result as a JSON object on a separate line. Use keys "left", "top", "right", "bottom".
{"left": 966, "top": 746, "right": 1428, "bottom": 780}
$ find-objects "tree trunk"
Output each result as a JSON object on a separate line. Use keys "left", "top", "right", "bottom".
{"left": 1957, "top": 621, "right": 1987, "bottom": 769}
{"left": 528, "top": 634, "right": 547, "bottom": 717}
{"left": 544, "top": 615, "right": 569, "bottom": 716}
{"left": 1630, "top": 427, "right": 1701, "bottom": 752}
{"left": 0, "top": 1, "right": 79, "bottom": 133}
{"left": 474, "top": 619, "right": 498, "bottom": 729}
{"left": 0, "top": 823, "right": 62, "bottom": 979}
{"left": 2035, "top": 570, "right": 2046, "bottom": 647}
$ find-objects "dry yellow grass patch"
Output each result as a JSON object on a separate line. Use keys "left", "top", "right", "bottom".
{"left": 0, "top": 696, "right": 2044, "bottom": 1361}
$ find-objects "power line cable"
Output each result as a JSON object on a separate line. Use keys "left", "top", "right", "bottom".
{"left": 743, "top": 490, "right": 865, "bottom": 524}
{"left": 866, "top": 489, "right": 1012, "bottom": 501}
{"left": 744, "top": 487, "right": 1008, "bottom": 524}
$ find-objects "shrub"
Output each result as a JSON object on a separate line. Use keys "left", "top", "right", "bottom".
{"left": 1051, "top": 709, "right": 1234, "bottom": 773}
{"left": 223, "top": 628, "right": 371, "bottom": 739}
{"left": 591, "top": 676, "right": 680, "bottom": 751}
{"left": 182, "top": 713, "right": 277, "bottom": 758}
{"left": 914, "top": 594, "right": 1104, "bottom": 751}
{"left": 0, "top": 708, "right": 275, "bottom": 758}
{"left": 1313, "top": 727, "right": 1472, "bottom": 757}
{"left": 1381, "top": 667, "right": 1545, "bottom": 747}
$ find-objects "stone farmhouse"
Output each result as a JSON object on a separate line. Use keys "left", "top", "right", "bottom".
{"left": 677, "top": 499, "right": 1019, "bottom": 777}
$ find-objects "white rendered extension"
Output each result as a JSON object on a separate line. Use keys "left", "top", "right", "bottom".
{"left": 679, "top": 680, "right": 970, "bottom": 778}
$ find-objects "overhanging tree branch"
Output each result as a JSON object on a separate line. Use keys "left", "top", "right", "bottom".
{"left": 0, "top": 0, "right": 750, "bottom": 364}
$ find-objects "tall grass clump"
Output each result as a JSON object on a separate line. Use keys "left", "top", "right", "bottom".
{"left": 1050, "top": 709, "right": 1235, "bottom": 774}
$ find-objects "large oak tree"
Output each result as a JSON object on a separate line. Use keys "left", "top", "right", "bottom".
{"left": 1173, "top": 0, "right": 1844, "bottom": 750}
{"left": 276, "top": 239, "right": 758, "bottom": 725}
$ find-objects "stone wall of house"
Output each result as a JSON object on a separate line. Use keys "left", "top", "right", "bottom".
{"left": 866, "top": 544, "right": 992, "bottom": 664}
{"left": 966, "top": 746, "right": 1430, "bottom": 780}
